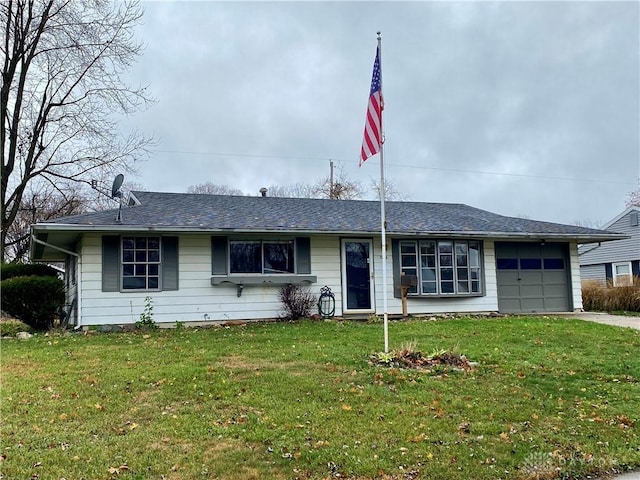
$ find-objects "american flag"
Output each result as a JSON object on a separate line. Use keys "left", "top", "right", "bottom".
{"left": 360, "top": 46, "right": 383, "bottom": 166}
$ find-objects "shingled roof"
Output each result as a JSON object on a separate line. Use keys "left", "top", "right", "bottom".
{"left": 34, "top": 191, "right": 624, "bottom": 242}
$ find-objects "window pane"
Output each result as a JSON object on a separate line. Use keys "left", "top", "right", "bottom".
{"left": 441, "top": 281, "right": 454, "bottom": 294}
{"left": 149, "top": 264, "right": 159, "bottom": 276}
{"left": 471, "top": 280, "right": 480, "bottom": 293}
{"left": 457, "top": 281, "right": 469, "bottom": 293}
{"left": 421, "top": 268, "right": 436, "bottom": 282}
{"left": 123, "top": 264, "right": 134, "bottom": 276}
{"left": 457, "top": 268, "right": 468, "bottom": 280}
{"left": 401, "top": 243, "right": 417, "bottom": 254}
{"left": 148, "top": 237, "right": 160, "bottom": 249}
{"left": 122, "top": 238, "right": 135, "bottom": 249}
{"left": 148, "top": 277, "right": 159, "bottom": 289}
{"left": 469, "top": 242, "right": 480, "bottom": 267}
{"left": 422, "top": 282, "right": 437, "bottom": 294}
{"left": 520, "top": 258, "right": 542, "bottom": 270}
{"left": 135, "top": 238, "right": 147, "bottom": 249}
{"left": 439, "top": 254, "right": 452, "bottom": 267}
{"left": 456, "top": 254, "right": 468, "bottom": 267}
{"left": 420, "top": 241, "right": 435, "bottom": 255}
{"left": 123, "top": 277, "right": 146, "bottom": 289}
{"left": 543, "top": 258, "right": 564, "bottom": 270}
{"left": 497, "top": 258, "right": 518, "bottom": 269}
{"left": 148, "top": 250, "right": 160, "bottom": 262}
{"left": 135, "top": 264, "right": 146, "bottom": 276}
{"left": 615, "top": 264, "right": 630, "bottom": 275}
{"left": 402, "top": 255, "right": 417, "bottom": 267}
{"left": 230, "top": 242, "right": 261, "bottom": 273}
{"left": 441, "top": 268, "right": 453, "bottom": 281}
{"left": 264, "top": 241, "right": 294, "bottom": 274}
{"left": 439, "top": 242, "right": 452, "bottom": 254}
{"left": 135, "top": 250, "right": 147, "bottom": 262}
{"left": 123, "top": 250, "right": 134, "bottom": 262}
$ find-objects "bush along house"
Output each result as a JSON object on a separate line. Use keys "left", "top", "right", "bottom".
{"left": 29, "top": 191, "right": 626, "bottom": 328}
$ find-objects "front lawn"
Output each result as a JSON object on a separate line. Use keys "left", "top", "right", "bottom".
{"left": 1, "top": 316, "right": 638, "bottom": 479}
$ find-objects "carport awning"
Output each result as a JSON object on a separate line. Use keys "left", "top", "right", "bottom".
{"left": 30, "top": 230, "right": 82, "bottom": 262}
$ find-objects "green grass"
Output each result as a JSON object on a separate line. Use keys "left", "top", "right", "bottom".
{"left": 1, "top": 316, "right": 639, "bottom": 480}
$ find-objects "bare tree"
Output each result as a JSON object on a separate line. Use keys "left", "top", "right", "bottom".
{"left": 626, "top": 178, "right": 640, "bottom": 207}
{"left": 266, "top": 183, "right": 317, "bottom": 199}
{"left": 187, "top": 182, "right": 244, "bottom": 196}
{"left": 1, "top": 0, "right": 154, "bottom": 261}
{"left": 369, "top": 178, "right": 411, "bottom": 201}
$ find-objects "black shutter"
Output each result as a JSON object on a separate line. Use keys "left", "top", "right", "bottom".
{"left": 102, "top": 235, "right": 120, "bottom": 292}
{"left": 605, "top": 263, "right": 613, "bottom": 284}
{"left": 632, "top": 260, "right": 640, "bottom": 279}
{"left": 211, "top": 236, "right": 228, "bottom": 275}
{"left": 296, "top": 237, "right": 311, "bottom": 274}
{"left": 162, "top": 237, "right": 179, "bottom": 291}
{"left": 391, "top": 239, "right": 401, "bottom": 298}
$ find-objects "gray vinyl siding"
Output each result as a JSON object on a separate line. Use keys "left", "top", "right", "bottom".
{"left": 579, "top": 209, "right": 640, "bottom": 266}
{"left": 579, "top": 264, "right": 606, "bottom": 284}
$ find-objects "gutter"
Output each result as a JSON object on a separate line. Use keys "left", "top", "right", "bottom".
{"left": 30, "top": 235, "right": 83, "bottom": 330}
{"left": 30, "top": 223, "right": 629, "bottom": 243}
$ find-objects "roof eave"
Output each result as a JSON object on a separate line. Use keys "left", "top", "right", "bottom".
{"left": 30, "top": 223, "right": 628, "bottom": 243}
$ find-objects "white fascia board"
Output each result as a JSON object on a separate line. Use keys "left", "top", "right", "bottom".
{"left": 31, "top": 223, "right": 629, "bottom": 243}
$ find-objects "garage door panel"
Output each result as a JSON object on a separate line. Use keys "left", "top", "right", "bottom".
{"left": 521, "top": 285, "right": 544, "bottom": 297}
{"left": 520, "top": 272, "right": 543, "bottom": 283}
{"left": 521, "top": 298, "right": 546, "bottom": 311}
{"left": 496, "top": 242, "right": 571, "bottom": 313}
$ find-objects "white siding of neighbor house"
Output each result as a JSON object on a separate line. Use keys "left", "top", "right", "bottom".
{"left": 579, "top": 209, "right": 640, "bottom": 266}
{"left": 77, "top": 234, "right": 582, "bottom": 326}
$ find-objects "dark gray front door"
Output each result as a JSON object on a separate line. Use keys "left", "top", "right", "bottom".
{"left": 342, "top": 240, "right": 374, "bottom": 312}
{"left": 496, "top": 242, "right": 570, "bottom": 313}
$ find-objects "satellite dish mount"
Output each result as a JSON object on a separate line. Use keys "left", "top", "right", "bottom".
{"left": 111, "top": 174, "right": 125, "bottom": 222}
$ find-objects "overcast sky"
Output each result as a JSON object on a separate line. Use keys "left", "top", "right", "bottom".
{"left": 120, "top": 1, "right": 640, "bottom": 227}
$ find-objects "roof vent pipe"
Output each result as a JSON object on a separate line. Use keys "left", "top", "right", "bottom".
{"left": 259, "top": 187, "right": 267, "bottom": 197}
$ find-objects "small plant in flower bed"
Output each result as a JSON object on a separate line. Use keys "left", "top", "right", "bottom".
{"left": 370, "top": 340, "right": 476, "bottom": 370}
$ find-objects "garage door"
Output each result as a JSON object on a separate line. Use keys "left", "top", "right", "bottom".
{"left": 495, "top": 242, "right": 570, "bottom": 313}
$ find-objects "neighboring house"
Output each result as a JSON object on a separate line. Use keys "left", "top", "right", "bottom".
{"left": 29, "top": 192, "right": 625, "bottom": 328}
{"left": 579, "top": 205, "right": 640, "bottom": 286}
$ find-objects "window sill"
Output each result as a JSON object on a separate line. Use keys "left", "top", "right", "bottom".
{"left": 405, "top": 293, "right": 484, "bottom": 299}
{"left": 211, "top": 275, "right": 317, "bottom": 286}
{"left": 211, "top": 275, "right": 317, "bottom": 297}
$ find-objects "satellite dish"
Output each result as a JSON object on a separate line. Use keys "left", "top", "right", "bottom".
{"left": 111, "top": 174, "right": 124, "bottom": 198}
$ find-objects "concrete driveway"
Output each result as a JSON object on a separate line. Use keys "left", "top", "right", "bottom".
{"left": 557, "top": 312, "right": 640, "bottom": 330}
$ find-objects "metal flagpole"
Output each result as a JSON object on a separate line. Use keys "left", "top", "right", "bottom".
{"left": 376, "top": 31, "right": 389, "bottom": 354}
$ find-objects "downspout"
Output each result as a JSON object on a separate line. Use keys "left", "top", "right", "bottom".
{"left": 31, "top": 235, "right": 83, "bottom": 330}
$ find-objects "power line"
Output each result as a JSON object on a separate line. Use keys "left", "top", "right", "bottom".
{"left": 151, "top": 148, "right": 637, "bottom": 186}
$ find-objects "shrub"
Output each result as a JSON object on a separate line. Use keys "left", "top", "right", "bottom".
{"left": 582, "top": 277, "right": 640, "bottom": 313}
{"left": 1, "top": 262, "right": 59, "bottom": 281}
{"left": 1, "top": 276, "right": 65, "bottom": 330}
{"left": 278, "top": 284, "right": 317, "bottom": 321}
{"left": 0, "top": 317, "right": 34, "bottom": 337}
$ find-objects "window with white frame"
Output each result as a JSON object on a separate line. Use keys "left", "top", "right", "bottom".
{"left": 613, "top": 262, "right": 632, "bottom": 287}
{"left": 399, "top": 240, "right": 482, "bottom": 296}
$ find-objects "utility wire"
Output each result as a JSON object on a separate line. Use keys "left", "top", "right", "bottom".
{"left": 151, "top": 149, "right": 636, "bottom": 186}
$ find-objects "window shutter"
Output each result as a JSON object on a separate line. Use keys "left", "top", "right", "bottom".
{"left": 211, "top": 236, "right": 228, "bottom": 275}
{"left": 391, "top": 239, "right": 401, "bottom": 299}
{"left": 630, "top": 211, "right": 639, "bottom": 227}
{"left": 102, "top": 235, "right": 120, "bottom": 292}
{"left": 632, "top": 260, "right": 640, "bottom": 279}
{"left": 605, "top": 263, "right": 613, "bottom": 283}
{"left": 296, "top": 237, "right": 311, "bottom": 274}
{"left": 162, "top": 237, "right": 179, "bottom": 291}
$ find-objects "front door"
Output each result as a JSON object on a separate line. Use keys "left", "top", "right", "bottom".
{"left": 342, "top": 239, "right": 374, "bottom": 313}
